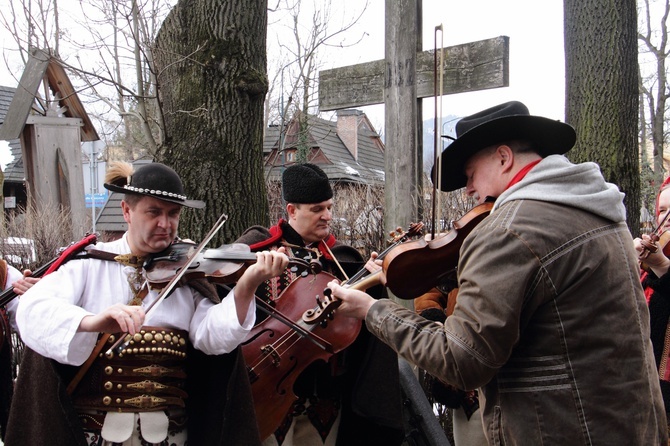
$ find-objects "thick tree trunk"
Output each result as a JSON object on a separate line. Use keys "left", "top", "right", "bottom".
{"left": 153, "top": 0, "right": 269, "bottom": 243}
{"left": 564, "top": 0, "right": 640, "bottom": 234}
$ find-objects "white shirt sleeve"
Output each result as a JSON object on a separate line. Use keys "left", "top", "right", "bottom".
{"left": 4, "top": 264, "right": 24, "bottom": 331}
{"left": 16, "top": 263, "right": 101, "bottom": 365}
{"left": 190, "top": 287, "right": 256, "bottom": 355}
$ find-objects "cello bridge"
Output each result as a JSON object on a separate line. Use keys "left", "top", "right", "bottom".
{"left": 261, "top": 345, "right": 281, "bottom": 367}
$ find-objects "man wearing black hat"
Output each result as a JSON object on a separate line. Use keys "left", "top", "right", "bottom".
{"left": 235, "top": 162, "right": 404, "bottom": 446}
{"left": 7, "top": 161, "right": 289, "bottom": 445}
{"left": 327, "top": 101, "right": 668, "bottom": 444}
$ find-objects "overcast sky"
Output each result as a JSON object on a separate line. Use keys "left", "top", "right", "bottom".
{"left": 0, "top": 0, "right": 566, "bottom": 166}
{"left": 322, "top": 0, "right": 566, "bottom": 131}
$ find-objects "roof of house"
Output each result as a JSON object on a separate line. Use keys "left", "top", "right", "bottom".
{"left": 264, "top": 111, "right": 385, "bottom": 185}
{"left": 0, "top": 86, "right": 24, "bottom": 183}
{"left": 0, "top": 49, "right": 99, "bottom": 142}
{"left": 95, "top": 110, "right": 386, "bottom": 233}
{"left": 1, "top": 50, "right": 101, "bottom": 185}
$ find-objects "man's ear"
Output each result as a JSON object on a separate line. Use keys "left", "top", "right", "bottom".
{"left": 286, "top": 203, "right": 297, "bottom": 220}
{"left": 121, "top": 200, "right": 132, "bottom": 224}
{"left": 497, "top": 145, "right": 514, "bottom": 173}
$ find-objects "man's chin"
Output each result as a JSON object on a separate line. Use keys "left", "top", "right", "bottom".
{"left": 150, "top": 239, "right": 172, "bottom": 252}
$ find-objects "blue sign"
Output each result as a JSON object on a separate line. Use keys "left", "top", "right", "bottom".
{"left": 85, "top": 193, "right": 108, "bottom": 208}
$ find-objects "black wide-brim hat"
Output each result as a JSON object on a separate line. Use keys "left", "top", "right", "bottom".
{"left": 104, "top": 162, "right": 205, "bottom": 209}
{"left": 433, "top": 101, "right": 577, "bottom": 192}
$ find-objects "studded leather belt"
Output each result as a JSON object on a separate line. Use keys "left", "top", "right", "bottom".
{"left": 72, "top": 326, "right": 189, "bottom": 413}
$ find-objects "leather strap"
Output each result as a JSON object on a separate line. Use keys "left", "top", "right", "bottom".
{"left": 67, "top": 333, "right": 112, "bottom": 395}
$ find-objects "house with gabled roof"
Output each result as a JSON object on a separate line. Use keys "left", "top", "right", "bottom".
{"left": 0, "top": 86, "right": 26, "bottom": 211}
{"left": 93, "top": 109, "right": 386, "bottom": 239}
{"left": 0, "top": 49, "right": 99, "bottom": 239}
{"left": 263, "top": 109, "right": 385, "bottom": 185}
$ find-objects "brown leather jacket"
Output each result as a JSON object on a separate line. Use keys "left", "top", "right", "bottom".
{"left": 368, "top": 198, "right": 667, "bottom": 445}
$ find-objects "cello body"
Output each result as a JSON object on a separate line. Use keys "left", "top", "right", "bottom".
{"left": 241, "top": 271, "right": 361, "bottom": 441}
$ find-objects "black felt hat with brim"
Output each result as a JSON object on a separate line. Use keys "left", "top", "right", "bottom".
{"left": 104, "top": 162, "right": 205, "bottom": 209}
{"left": 433, "top": 101, "right": 576, "bottom": 192}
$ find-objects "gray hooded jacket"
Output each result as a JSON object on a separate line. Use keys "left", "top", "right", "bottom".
{"left": 368, "top": 155, "right": 667, "bottom": 445}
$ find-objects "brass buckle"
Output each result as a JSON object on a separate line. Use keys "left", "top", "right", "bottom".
{"left": 127, "top": 380, "right": 167, "bottom": 393}
{"left": 133, "top": 364, "right": 171, "bottom": 377}
{"left": 124, "top": 395, "right": 166, "bottom": 409}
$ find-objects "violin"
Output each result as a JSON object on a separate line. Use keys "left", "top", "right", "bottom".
{"left": 639, "top": 208, "right": 670, "bottom": 271}
{"left": 0, "top": 257, "right": 57, "bottom": 308}
{"left": 639, "top": 230, "right": 670, "bottom": 272}
{"left": 103, "top": 240, "right": 317, "bottom": 357}
{"left": 0, "top": 233, "right": 99, "bottom": 307}
{"left": 382, "top": 201, "right": 494, "bottom": 300}
{"left": 143, "top": 241, "right": 316, "bottom": 287}
{"left": 242, "top": 223, "right": 423, "bottom": 440}
{"left": 104, "top": 214, "right": 314, "bottom": 359}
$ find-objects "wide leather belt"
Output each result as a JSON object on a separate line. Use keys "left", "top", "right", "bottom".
{"left": 72, "top": 326, "right": 189, "bottom": 413}
{"left": 104, "top": 363, "right": 187, "bottom": 379}
{"left": 113, "top": 326, "right": 188, "bottom": 359}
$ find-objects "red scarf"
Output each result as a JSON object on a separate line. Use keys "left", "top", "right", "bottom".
{"left": 248, "top": 219, "right": 338, "bottom": 260}
{"left": 504, "top": 159, "right": 542, "bottom": 191}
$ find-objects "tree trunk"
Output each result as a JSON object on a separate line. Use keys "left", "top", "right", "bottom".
{"left": 153, "top": 0, "right": 269, "bottom": 244}
{"left": 564, "top": 0, "right": 640, "bottom": 234}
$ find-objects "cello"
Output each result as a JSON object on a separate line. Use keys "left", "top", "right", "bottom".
{"left": 241, "top": 223, "right": 423, "bottom": 440}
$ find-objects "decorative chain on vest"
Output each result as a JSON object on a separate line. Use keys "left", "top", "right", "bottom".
{"left": 115, "top": 253, "right": 149, "bottom": 306}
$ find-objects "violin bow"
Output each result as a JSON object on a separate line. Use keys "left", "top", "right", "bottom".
{"left": 105, "top": 213, "right": 229, "bottom": 356}
{"left": 254, "top": 297, "right": 333, "bottom": 353}
{"left": 655, "top": 209, "right": 670, "bottom": 238}
{"left": 642, "top": 208, "right": 670, "bottom": 254}
{"left": 431, "top": 24, "right": 445, "bottom": 241}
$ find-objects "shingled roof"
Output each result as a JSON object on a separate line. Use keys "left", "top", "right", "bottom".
{"left": 0, "top": 86, "right": 24, "bottom": 184}
{"left": 264, "top": 110, "right": 385, "bottom": 185}
{"left": 94, "top": 110, "right": 385, "bottom": 236}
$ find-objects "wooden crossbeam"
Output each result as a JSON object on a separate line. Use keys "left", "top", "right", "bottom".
{"left": 318, "top": 36, "right": 509, "bottom": 111}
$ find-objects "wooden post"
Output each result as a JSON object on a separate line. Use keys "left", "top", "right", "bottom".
{"left": 317, "top": 4, "right": 509, "bottom": 303}
{"left": 384, "top": 0, "right": 420, "bottom": 250}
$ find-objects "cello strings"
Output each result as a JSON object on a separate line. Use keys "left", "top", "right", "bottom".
{"left": 247, "top": 318, "right": 317, "bottom": 373}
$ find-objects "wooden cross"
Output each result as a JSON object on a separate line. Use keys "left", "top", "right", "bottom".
{"left": 318, "top": 0, "right": 509, "bottom": 237}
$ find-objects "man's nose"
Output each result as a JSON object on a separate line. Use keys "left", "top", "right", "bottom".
{"left": 157, "top": 214, "right": 169, "bottom": 227}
